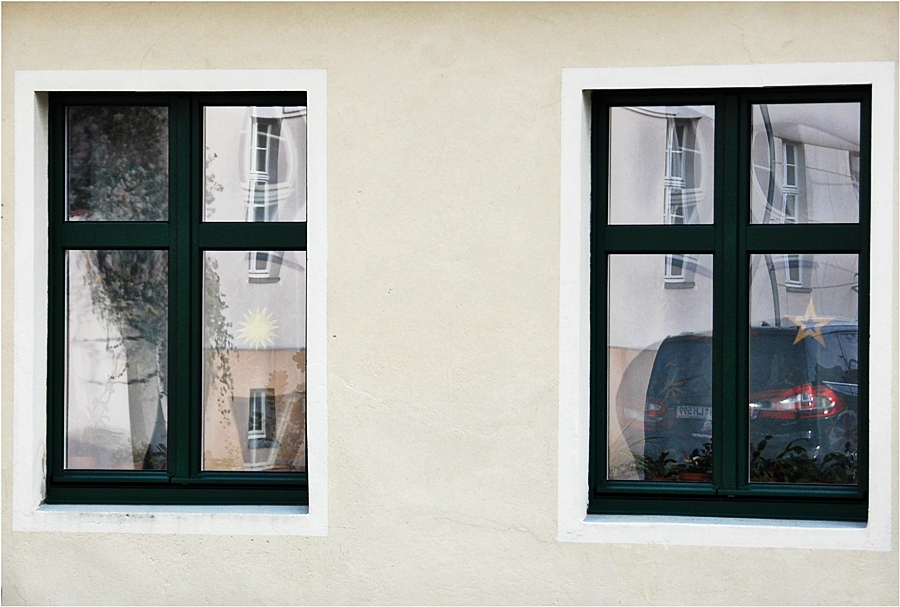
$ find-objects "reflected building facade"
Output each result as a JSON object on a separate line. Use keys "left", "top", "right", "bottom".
{"left": 63, "top": 106, "right": 309, "bottom": 473}
{"left": 607, "top": 104, "right": 861, "bottom": 481}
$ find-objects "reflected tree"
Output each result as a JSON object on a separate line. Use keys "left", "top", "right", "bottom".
{"left": 69, "top": 106, "right": 170, "bottom": 468}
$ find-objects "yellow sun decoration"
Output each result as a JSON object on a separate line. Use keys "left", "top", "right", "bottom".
{"left": 236, "top": 307, "right": 278, "bottom": 349}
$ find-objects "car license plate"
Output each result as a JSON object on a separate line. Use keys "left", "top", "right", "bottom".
{"left": 676, "top": 406, "right": 712, "bottom": 420}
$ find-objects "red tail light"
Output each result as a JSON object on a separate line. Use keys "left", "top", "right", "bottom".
{"left": 749, "top": 383, "right": 845, "bottom": 419}
{"left": 645, "top": 397, "right": 666, "bottom": 419}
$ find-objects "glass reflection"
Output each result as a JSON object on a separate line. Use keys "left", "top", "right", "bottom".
{"left": 608, "top": 106, "right": 714, "bottom": 225}
{"left": 204, "top": 106, "right": 307, "bottom": 222}
{"left": 67, "top": 106, "right": 168, "bottom": 221}
{"left": 749, "top": 253, "right": 859, "bottom": 484}
{"left": 202, "top": 250, "right": 307, "bottom": 472}
{"left": 608, "top": 254, "right": 713, "bottom": 482}
{"left": 751, "top": 103, "right": 860, "bottom": 224}
{"left": 66, "top": 250, "right": 168, "bottom": 469}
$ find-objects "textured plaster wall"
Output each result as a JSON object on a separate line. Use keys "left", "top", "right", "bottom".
{"left": 2, "top": 2, "right": 898, "bottom": 604}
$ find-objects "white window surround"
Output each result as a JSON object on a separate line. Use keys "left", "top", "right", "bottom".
{"left": 13, "top": 69, "right": 328, "bottom": 536}
{"left": 558, "top": 62, "right": 894, "bottom": 550}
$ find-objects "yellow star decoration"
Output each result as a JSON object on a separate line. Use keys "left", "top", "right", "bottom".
{"left": 235, "top": 307, "right": 278, "bottom": 349}
{"left": 786, "top": 300, "right": 834, "bottom": 346}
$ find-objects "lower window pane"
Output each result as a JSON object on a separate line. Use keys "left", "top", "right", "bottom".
{"left": 749, "top": 253, "right": 859, "bottom": 484}
{"left": 607, "top": 254, "right": 713, "bottom": 481}
{"left": 202, "top": 250, "right": 307, "bottom": 471}
{"left": 65, "top": 250, "right": 169, "bottom": 470}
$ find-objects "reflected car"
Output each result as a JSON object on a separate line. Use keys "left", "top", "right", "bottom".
{"left": 639, "top": 323, "right": 859, "bottom": 464}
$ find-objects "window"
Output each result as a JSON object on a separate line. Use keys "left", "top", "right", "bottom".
{"left": 784, "top": 253, "right": 803, "bottom": 289}
{"left": 250, "top": 119, "right": 273, "bottom": 181}
{"left": 248, "top": 388, "right": 272, "bottom": 441}
{"left": 248, "top": 250, "right": 284, "bottom": 283}
{"left": 591, "top": 86, "right": 869, "bottom": 521}
{"left": 664, "top": 119, "right": 689, "bottom": 283}
{"left": 46, "top": 92, "right": 310, "bottom": 505}
{"left": 782, "top": 147, "right": 798, "bottom": 219}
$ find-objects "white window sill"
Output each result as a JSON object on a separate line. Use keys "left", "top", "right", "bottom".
{"left": 19, "top": 504, "right": 322, "bottom": 536}
{"left": 560, "top": 514, "right": 876, "bottom": 550}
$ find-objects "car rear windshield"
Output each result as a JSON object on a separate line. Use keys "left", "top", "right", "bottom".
{"left": 749, "top": 329, "right": 858, "bottom": 393}
{"left": 647, "top": 337, "right": 712, "bottom": 405}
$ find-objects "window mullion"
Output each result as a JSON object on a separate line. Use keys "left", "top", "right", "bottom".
{"left": 169, "top": 95, "right": 193, "bottom": 482}
{"left": 733, "top": 92, "right": 755, "bottom": 492}
{"left": 715, "top": 92, "right": 742, "bottom": 492}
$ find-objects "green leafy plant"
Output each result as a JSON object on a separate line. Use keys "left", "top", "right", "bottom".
{"left": 634, "top": 449, "right": 677, "bottom": 480}
{"left": 677, "top": 441, "right": 713, "bottom": 475}
{"left": 750, "top": 435, "right": 857, "bottom": 484}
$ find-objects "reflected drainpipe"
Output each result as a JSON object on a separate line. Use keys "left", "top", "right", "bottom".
{"left": 760, "top": 104, "right": 782, "bottom": 326}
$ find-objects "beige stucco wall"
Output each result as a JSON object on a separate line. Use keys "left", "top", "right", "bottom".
{"left": 2, "top": 2, "right": 897, "bottom": 604}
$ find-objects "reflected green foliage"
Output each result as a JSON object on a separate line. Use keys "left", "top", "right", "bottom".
{"left": 68, "top": 106, "right": 170, "bottom": 467}
{"left": 750, "top": 435, "right": 858, "bottom": 484}
{"left": 204, "top": 148, "right": 225, "bottom": 219}
{"left": 67, "top": 106, "right": 168, "bottom": 221}
{"left": 204, "top": 253, "right": 234, "bottom": 397}
{"left": 83, "top": 249, "right": 168, "bottom": 468}
{"left": 201, "top": 166, "right": 235, "bottom": 457}
{"left": 86, "top": 250, "right": 168, "bottom": 343}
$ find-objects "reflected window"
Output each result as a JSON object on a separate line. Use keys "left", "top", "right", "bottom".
{"left": 664, "top": 118, "right": 699, "bottom": 287}
{"left": 608, "top": 105, "right": 714, "bottom": 225}
{"left": 849, "top": 151, "right": 861, "bottom": 200}
{"left": 784, "top": 254, "right": 803, "bottom": 289}
{"left": 248, "top": 388, "right": 275, "bottom": 442}
{"left": 782, "top": 142, "right": 800, "bottom": 224}
{"left": 251, "top": 120, "right": 273, "bottom": 180}
{"left": 751, "top": 102, "right": 860, "bottom": 224}
{"left": 248, "top": 251, "right": 283, "bottom": 283}
{"left": 205, "top": 106, "right": 307, "bottom": 222}
{"left": 249, "top": 181, "right": 277, "bottom": 222}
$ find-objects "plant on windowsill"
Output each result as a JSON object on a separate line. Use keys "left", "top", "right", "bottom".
{"left": 676, "top": 441, "right": 713, "bottom": 482}
{"left": 750, "top": 435, "right": 858, "bottom": 484}
{"left": 634, "top": 449, "right": 678, "bottom": 481}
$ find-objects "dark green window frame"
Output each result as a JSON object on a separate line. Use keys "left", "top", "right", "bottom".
{"left": 588, "top": 86, "right": 870, "bottom": 521}
{"left": 46, "top": 92, "right": 309, "bottom": 505}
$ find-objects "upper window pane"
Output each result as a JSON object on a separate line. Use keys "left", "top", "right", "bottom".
{"left": 751, "top": 103, "right": 860, "bottom": 224}
{"left": 204, "top": 106, "right": 307, "bottom": 222}
{"left": 66, "top": 106, "right": 169, "bottom": 221}
{"left": 608, "top": 106, "right": 715, "bottom": 225}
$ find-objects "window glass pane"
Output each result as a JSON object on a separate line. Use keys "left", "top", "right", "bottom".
{"left": 65, "top": 250, "right": 168, "bottom": 469}
{"left": 608, "top": 106, "right": 715, "bottom": 225}
{"left": 204, "top": 106, "right": 307, "bottom": 222}
{"left": 751, "top": 103, "right": 860, "bottom": 224}
{"left": 202, "top": 250, "right": 307, "bottom": 471}
{"left": 66, "top": 106, "right": 168, "bottom": 221}
{"left": 749, "top": 253, "right": 859, "bottom": 484}
{"left": 608, "top": 254, "right": 713, "bottom": 482}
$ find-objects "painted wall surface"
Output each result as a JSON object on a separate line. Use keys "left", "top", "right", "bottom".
{"left": 2, "top": 2, "right": 898, "bottom": 605}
